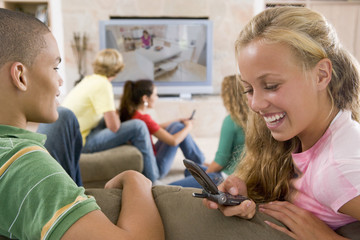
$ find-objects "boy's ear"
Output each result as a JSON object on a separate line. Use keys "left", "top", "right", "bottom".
{"left": 10, "top": 62, "right": 28, "bottom": 91}
{"left": 315, "top": 58, "right": 332, "bottom": 91}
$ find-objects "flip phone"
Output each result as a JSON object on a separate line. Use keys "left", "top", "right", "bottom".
{"left": 183, "top": 159, "right": 248, "bottom": 206}
{"left": 189, "top": 110, "right": 196, "bottom": 120}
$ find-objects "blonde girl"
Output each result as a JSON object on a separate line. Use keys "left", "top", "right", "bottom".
{"left": 204, "top": 6, "right": 360, "bottom": 239}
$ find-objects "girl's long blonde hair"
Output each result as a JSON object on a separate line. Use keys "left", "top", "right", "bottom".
{"left": 234, "top": 6, "right": 360, "bottom": 202}
{"left": 221, "top": 75, "right": 249, "bottom": 129}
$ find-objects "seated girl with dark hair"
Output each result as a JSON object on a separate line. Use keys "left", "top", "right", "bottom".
{"left": 119, "top": 79, "right": 205, "bottom": 179}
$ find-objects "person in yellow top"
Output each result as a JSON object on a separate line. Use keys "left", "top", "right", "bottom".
{"left": 60, "top": 49, "right": 159, "bottom": 182}
{"left": 62, "top": 71, "right": 116, "bottom": 145}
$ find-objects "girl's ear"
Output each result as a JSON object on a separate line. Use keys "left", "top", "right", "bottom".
{"left": 10, "top": 62, "right": 28, "bottom": 91}
{"left": 141, "top": 95, "right": 148, "bottom": 104}
{"left": 315, "top": 58, "right": 332, "bottom": 91}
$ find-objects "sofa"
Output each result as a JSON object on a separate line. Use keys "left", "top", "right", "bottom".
{"left": 1, "top": 145, "right": 359, "bottom": 240}
{"left": 0, "top": 187, "right": 359, "bottom": 240}
{"left": 79, "top": 145, "right": 143, "bottom": 188}
{"left": 77, "top": 147, "right": 360, "bottom": 240}
{"left": 84, "top": 186, "right": 360, "bottom": 240}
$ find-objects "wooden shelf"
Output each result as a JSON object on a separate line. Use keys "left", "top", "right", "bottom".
{"left": 0, "top": 0, "right": 50, "bottom": 26}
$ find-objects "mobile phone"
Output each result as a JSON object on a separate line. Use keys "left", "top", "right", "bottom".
{"left": 183, "top": 159, "right": 248, "bottom": 206}
{"left": 189, "top": 110, "right": 196, "bottom": 120}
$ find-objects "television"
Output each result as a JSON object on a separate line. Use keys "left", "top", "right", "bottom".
{"left": 99, "top": 17, "right": 213, "bottom": 98}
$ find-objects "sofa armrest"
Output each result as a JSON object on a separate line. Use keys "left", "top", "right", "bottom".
{"left": 1, "top": 186, "right": 359, "bottom": 240}
{"left": 85, "top": 188, "right": 122, "bottom": 223}
{"left": 85, "top": 186, "right": 291, "bottom": 240}
{"left": 85, "top": 186, "right": 360, "bottom": 240}
{"left": 80, "top": 145, "right": 143, "bottom": 188}
{"left": 152, "top": 186, "right": 293, "bottom": 240}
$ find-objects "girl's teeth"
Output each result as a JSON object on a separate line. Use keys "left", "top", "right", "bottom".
{"left": 264, "top": 113, "right": 285, "bottom": 123}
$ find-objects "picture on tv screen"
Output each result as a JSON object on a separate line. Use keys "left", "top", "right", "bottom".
{"left": 99, "top": 18, "right": 212, "bottom": 90}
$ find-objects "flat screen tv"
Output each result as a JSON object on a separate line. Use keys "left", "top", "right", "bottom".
{"left": 99, "top": 17, "right": 213, "bottom": 97}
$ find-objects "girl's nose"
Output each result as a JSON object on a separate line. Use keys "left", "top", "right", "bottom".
{"left": 249, "top": 90, "right": 270, "bottom": 112}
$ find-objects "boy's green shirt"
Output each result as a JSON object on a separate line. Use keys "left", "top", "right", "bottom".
{"left": 0, "top": 125, "right": 99, "bottom": 240}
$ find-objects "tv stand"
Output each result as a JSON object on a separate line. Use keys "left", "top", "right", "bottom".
{"left": 179, "top": 93, "right": 192, "bottom": 99}
{"left": 158, "top": 93, "right": 192, "bottom": 100}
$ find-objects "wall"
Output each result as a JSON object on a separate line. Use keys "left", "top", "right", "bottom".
{"left": 60, "top": 0, "right": 255, "bottom": 96}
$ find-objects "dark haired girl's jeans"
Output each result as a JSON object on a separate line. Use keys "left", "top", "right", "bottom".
{"left": 155, "top": 121, "right": 205, "bottom": 179}
{"left": 82, "top": 118, "right": 159, "bottom": 182}
{"left": 169, "top": 168, "right": 224, "bottom": 188}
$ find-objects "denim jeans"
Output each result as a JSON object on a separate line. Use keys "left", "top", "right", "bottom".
{"left": 83, "top": 118, "right": 159, "bottom": 182}
{"left": 155, "top": 122, "right": 205, "bottom": 179}
{"left": 169, "top": 164, "right": 224, "bottom": 188}
{"left": 37, "top": 107, "right": 83, "bottom": 186}
{"left": 170, "top": 172, "right": 224, "bottom": 188}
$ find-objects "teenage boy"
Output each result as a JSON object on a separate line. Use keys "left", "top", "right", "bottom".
{"left": 0, "top": 8, "right": 164, "bottom": 240}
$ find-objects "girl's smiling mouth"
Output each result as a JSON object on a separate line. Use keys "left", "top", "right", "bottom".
{"left": 263, "top": 112, "right": 286, "bottom": 128}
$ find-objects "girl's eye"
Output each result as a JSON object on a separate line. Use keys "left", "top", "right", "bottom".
{"left": 243, "top": 88, "right": 253, "bottom": 95}
{"left": 54, "top": 67, "right": 59, "bottom": 71}
{"left": 264, "top": 84, "right": 279, "bottom": 90}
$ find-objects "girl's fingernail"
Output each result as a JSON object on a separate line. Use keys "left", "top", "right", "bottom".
{"left": 246, "top": 201, "right": 252, "bottom": 207}
{"left": 210, "top": 202, "right": 217, "bottom": 208}
{"left": 229, "top": 187, "right": 237, "bottom": 195}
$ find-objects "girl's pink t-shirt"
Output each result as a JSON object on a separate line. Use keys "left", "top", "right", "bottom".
{"left": 290, "top": 110, "right": 360, "bottom": 229}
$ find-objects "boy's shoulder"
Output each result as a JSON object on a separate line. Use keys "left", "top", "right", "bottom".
{"left": 0, "top": 124, "right": 46, "bottom": 165}
{"left": 0, "top": 125, "right": 46, "bottom": 147}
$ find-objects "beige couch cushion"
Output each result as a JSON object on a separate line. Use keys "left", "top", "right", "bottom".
{"left": 84, "top": 187, "right": 293, "bottom": 240}
{"left": 84, "top": 186, "right": 360, "bottom": 240}
{"left": 0, "top": 186, "right": 359, "bottom": 240}
{"left": 151, "top": 186, "right": 291, "bottom": 240}
{"left": 80, "top": 145, "right": 143, "bottom": 188}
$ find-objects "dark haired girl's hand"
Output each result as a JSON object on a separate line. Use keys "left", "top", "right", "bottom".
{"left": 181, "top": 119, "right": 193, "bottom": 129}
{"left": 259, "top": 201, "right": 347, "bottom": 240}
{"left": 202, "top": 175, "right": 256, "bottom": 219}
{"left": 179, "top": 117, "right": 190, "bottom": 123}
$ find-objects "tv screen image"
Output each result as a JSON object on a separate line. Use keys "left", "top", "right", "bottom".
{"left": 99, "top": 18, "right": 213, "bottom": 96}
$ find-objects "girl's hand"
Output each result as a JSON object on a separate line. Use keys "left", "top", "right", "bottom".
{"left": 202, "top": 175, "right": 256, "bottom": 219}
{"left": 179, "top": 117, "right": 190, "bottom": 123}
{"left": 259, "top": 201, "right": 347, "bottom": 240}
{"left": 181, "top": 118, "right": 193, "bottom": 128}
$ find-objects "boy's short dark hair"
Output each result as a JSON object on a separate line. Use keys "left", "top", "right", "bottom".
{"left": 0, "top": 8, "right": 50, "bottom": 68}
